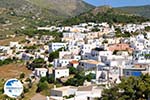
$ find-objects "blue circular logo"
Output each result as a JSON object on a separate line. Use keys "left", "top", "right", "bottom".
{"left": 4, "top": 79, "right": 23, "bottom": 98}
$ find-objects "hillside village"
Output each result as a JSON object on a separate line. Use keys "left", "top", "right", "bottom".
{"left": 1, "top": 21, "right": 150, "bottom": 100}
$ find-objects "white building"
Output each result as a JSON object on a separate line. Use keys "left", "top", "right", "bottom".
{"left": 75, "top": 86, "right": 102, "bottom": 100}
{"left": 59, "top": 51, "right": 72, "bottom": 59}
{"left": 95, "top": 66, "right": 121, "bottom": 85}
{"left": 80, "top": 44, "right": 96, "bottom": 55}
{"left": 50, "top": 86, "right": 102, "bottom": 100}
{"left": 133, "top": 49, "right": 150, "bottom": 63}
{"left": 95, "top": 68, "right": 108, "bottom": 85}
{"left": 37, "top": 26, "right": 57, "bottom": 31}
{"left": 79, "top": 60, "right": 104, "bottom": 70}
{"left": 0, "top": 46, "right": 11, "bottom": 54}
{"left": 130, "top": 41, "right": 144, "bottom": 50}
{"left": 68, "top": 45, "right": 80, "bottom": 55}
{"left": 49, "top": 43, "right": 66, "bottom": 53}
{"left": 53, "top": 59, "right": 73, "bottom": 67}
{"left": 10, "top": 42, "right": 19, "bottom": 48}
{"left": 136, "top": 34, "right": 145, "bottom": 42}
{"left": 146, "top": 32, "right": 150, "bottom": 39}
{"left": 121, "top": 24, "right": 145, "bottom": 33}
{"left": 53, "top": 68, "right": 69, "bottom": 79}
{"left": 0, "top": 56, "right": 8, "bottom": 60}
{"left": 90, "top": 48, "right": 112, "bottom": 61}
{"left": 53, "top": 54, "right": 81, "bottom": 67}
{"left": 34, "top": 68, "right": 48, "bottom": 77}
{"left": 106, "top": 59, "right": 127, "bottom": 67}
{"left": 50, "top": 86, "right": 77, "bottom": 100}
{"left": 144, "top": 40, "right": 150, "bottom": 48}
{"left": 104, "top": 55, "right": 128, "bottom": 66}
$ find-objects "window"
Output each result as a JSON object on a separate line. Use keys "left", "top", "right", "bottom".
{"left": 126, "top": 72, "right": 129, "bottom": 75}
{"left": 82, "top": 63, "right": 84, "bottom": 66}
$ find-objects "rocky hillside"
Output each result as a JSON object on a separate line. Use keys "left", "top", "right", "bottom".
{"left": 0, "top": 0, "right": 94, "bottom": 20}
{"left": 62, "top": 6, "right": 149, "bottom": 25}
{"left": 118, "top": 5, "right": 150, "bottom": 18}
{"left": 0, "top": 0, "right": 93, "bottom": 36}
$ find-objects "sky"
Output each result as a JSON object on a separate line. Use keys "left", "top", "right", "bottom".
{"left": 84, "top": 0, "right": 150, "bottom": 7}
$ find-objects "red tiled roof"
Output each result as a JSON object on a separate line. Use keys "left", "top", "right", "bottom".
{"left": 70, "top": 60, "right": 79, "bottom": 64}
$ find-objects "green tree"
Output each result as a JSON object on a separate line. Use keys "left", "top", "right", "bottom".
{"left": 85, "top": 73, "right": 95, "bottom": 82}
{"left": 47, "top": 75, "right": 55, "bottom": 83}
{"left": 91, "top": 27, "right": 100, "bottom": 32}
{"left": 40, "top": 77, "right": 47, "bottom": 82}
{"left": 48, "top": 48, "right": 63, "bottom": 62}
{"left": 29, "top": 58, "right": 46, "bottom": 70}
{"left": 62, "top": 8, "right": 149, "bottom": 26}
{"left": 0, "top": 58, "right": 14, "bottom": 66}
{"left": 145, "top": 26, "right": 150, "bottom": 31}
{"left": 145, "top": 54, "right": 150, "bottom": 59}
{"left": 48, "top": 51, "right": 59, "bottom": 62}
{"left": 113, "top": 50, "right": 119, "bottom": 55}
{"left": 65, "top": 71, "right": 85, "bottom": 86}
{"left": 36, "top": 82, "right": 48, "bottom": 92}
{"left": 102, "top": 74, "right": 150, "bottom": 100}
{"left": 102, "top": 40, "right": 108, "bottom": 44}
{"left": 20, "top": 73, "right": 25, "bottom": 79}
{"left": 24, "top": 86, "right": 29, "bottom": 93}
{"left": 48, "top": 64, "right": 53, "bottom": 67}
{"left": 69, "top": 67, "right": 78, "bottom": 74}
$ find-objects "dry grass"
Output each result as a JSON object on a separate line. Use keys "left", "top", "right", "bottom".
{"left": 0, "top": 36, "right": 25, "bottom": 46}
{"left": 0, "top": 63, "right": 32, "bottom": 79}
{"left": 23, "top": 83, "right": 38, "bottom": 100}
